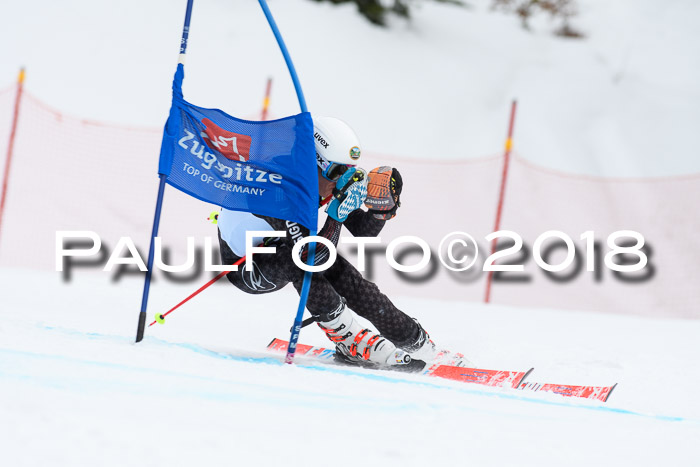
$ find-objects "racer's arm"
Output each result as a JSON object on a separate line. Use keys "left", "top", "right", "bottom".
{"left": 254, "top": 214, "right": 342, "bottom": 267}
{"left": 343, "top": 209, "right": 386, "bottom": 237}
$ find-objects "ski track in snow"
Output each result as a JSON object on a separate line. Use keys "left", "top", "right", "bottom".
{"left": 3, "top": 324, "right": 697, "bottom": 424}
{"left": 2, "top": 269, "right": 700, "bottom": 466}
{"left": 2, "top": 1, "right": 700, "bottom": 464}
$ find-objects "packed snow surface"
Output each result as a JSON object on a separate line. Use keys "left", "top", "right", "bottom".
{"left": 2, "top": 0, "right": 699, "bottom": 465}
{"left": 1, "top": 269, "right": 699, "bottom": 466}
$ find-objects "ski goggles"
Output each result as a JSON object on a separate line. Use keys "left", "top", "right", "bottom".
{"left": 316, "top": 153, "right": 353, "bottom": 181}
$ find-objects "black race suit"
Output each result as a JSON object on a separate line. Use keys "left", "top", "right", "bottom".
{"left": 218, "top": 208, "right": 419, "bottom": 348}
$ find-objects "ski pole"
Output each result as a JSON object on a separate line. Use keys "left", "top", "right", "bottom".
{"left": 150, "top": 197, "right": 331, "bottom": 328}
{"left": 149, "top": 256, "right": 245, "bottom": 326}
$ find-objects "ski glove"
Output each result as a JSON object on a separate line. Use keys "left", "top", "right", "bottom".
{"left": 364, "top": 166, "right": 402, "bottom": 220}
{"left": 326, "top": 167, "right": 368, "bottom": 223}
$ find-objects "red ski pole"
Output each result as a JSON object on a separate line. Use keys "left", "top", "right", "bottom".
{"left": 149, "top": 256, "right": 246, "bottom": 326}
{"left": 150, "top": 198, "right": 330, "bottom": 328}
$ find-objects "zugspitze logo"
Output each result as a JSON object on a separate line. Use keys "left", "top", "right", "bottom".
{"left": 200, "top": 118, "right": 252, "bottom": 162}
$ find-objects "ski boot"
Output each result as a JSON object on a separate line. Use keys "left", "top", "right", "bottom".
{"left": 399, "top": 320, "right": 470, "bottom": 370}
{"left": 317, "top": 299, "right": 421, "bottom": 371}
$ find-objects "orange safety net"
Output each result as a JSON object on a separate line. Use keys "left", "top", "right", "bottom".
{"left": 0, "top": 88, "right": 698, "bottom": 319}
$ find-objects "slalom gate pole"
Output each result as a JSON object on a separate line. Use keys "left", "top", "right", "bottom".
{"left": 258, "top": 1, "right": 307, "bottom": 113}
{"left": 0, "top": 68, "right": 25, "bottom": 257}
{"left": 135, "top": 0, "right": 195, "bottom": 343}
{"left": 257, "top": 0, "right": 317, "bottom": 364}
{"left": 484, "top": 100, "right": 517, "bottom": 303}
{"left": 261, "top": 77, "right": 272, "bottom": 121}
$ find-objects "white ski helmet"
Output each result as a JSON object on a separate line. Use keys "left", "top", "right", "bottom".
{"left": 313, "top": 116, "right": 362, "bottom": 169}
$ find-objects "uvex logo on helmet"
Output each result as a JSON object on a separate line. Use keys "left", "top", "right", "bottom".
{"left": 314, "top": 132, "right": 330, "bottom": 149}
{"left": 201, "top": 118, "right": 252, "bottom": 162}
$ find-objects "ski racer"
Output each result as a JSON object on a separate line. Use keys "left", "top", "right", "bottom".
{"left": 217, "top": 116, "right": 435, "bottom": 369}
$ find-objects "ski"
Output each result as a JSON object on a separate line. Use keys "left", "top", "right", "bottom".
{"left": 430, "top": 365, "right": 533, "bottom": 388}
{"left": 268, "top": 338, "right": 618, "bottom": 402}
{"left": 516, "top": 381, "right": 617, "bottom": 402}
{"left": 267, "top": 338, "right": 531, "bottom": 389}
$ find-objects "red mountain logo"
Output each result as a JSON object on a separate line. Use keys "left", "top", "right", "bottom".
{"left": 200, "top": 118, "right": 252, "bottom": 162}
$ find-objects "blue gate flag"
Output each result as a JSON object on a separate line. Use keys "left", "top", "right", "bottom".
{"left": 158, "top": 64, "right": 318, "bottom": 230}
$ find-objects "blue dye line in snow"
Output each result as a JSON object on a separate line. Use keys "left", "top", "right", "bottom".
{"left": 0, "top": 349, "right": 378, "bottom": 410}
{"left": 5, "top": 324, "right": 697, "bottom": 425}
{"left": 236, "top": 355, "right": 691, "bottom": 424}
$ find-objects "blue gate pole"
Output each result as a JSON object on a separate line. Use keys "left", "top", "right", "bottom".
{"left": 258, "top": 0, "right": 316, "bottom": 363}
{"left": 135, "top": 0, "right": 195, "bottom": 343}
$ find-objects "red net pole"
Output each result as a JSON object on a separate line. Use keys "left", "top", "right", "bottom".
{"left": 260, "top": 77, "right": 272, "bottom": 121}
{"left": 0, "top": 68, "right": 25, "bottom": 255}
{"left": 484, "top": 100, "right": 517, "bottom": 303}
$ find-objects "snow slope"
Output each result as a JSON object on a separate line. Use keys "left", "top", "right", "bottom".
{"left": 2, "top": 268, "right": 700, "bottom": 466}
{"left": 2, "top": 1, "right": 700, "bottom": 465}
{"left": 2, "top": 0, "right": 699, "bottom": 176}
